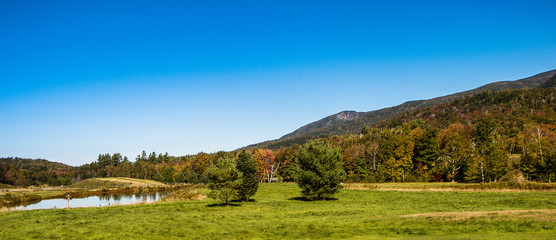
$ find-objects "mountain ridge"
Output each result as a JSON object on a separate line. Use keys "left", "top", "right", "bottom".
{"left": 246, "top": 69, "right": 556, "bottom": 149}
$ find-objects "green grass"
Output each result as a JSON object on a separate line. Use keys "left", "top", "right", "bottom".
{"left": 1, "top": 183, "right": 555, "bottom": 239}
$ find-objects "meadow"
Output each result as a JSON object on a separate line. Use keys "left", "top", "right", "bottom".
{"left": 1, "top": 183, "right": 555, "bottom": 239}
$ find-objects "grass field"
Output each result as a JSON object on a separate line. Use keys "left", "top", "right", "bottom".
{"left": 1, "top": 183, "right": 555, "bottom": 239}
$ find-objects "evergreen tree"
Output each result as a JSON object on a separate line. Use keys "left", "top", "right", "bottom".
{"left": 361, "top": 125, "right": 370, "bottom": 135}
{"left": 473, "top": 118, "right": 508, "bottom": 182}
{"left": 235, "top": 150, "right": 259, "bottom": 202}
{"left": 206, "top": 156, "right": 242, "bottom": 205}
{"left": 294, "top": 140, "right": 346, "bottom": 200}
{"left": 153, "top": 166, "right": 175, "bottom": 183}
{"left": 413, "top": 128, "right": 439, "bottom": 181}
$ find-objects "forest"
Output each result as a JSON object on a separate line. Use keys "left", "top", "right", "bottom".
{"left": 1, "top": 88, "right": 555, "bottom": 187}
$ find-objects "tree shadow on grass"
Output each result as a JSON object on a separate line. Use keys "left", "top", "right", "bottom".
{"left": 231, "top": 199, "right": 257, "bottom": 203}
{"left": 206, "top": 203, "right": 241, "bottom": 207}
{"left": 288, "top": 196, "right": 339, "bottom": 201}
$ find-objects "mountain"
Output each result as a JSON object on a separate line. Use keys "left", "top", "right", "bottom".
{"left": 246, "top": 69, "right": 556, "bottom": 149}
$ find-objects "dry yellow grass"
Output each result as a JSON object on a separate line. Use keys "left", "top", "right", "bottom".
{"left": 343, "top": 182, "right": 556, "bottom": 192}
{"left": 96, "top": 177, "right": 166, "bottom": 187}
{"left": 160, "top": 184, "right": 207, "bottom": 202}
{"left": 403, "top": 209, "right": 556, "bottom": 221}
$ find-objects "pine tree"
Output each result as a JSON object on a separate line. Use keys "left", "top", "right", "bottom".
{"left": 413, "top": 128, "right": 439, "bottom": 181}
{"left": 206, "top": 156, "right": 242, "bottom": 205}
{"left": 235, "top": 150, "right": 259, "bottom": 202}
{"left": 294, "top": 140, "right": 346, "bottom": 200}
{"left": 474, "top": 118, "right": 508, "bottom": 182}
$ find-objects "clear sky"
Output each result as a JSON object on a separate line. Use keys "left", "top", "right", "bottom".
{"left": 1, "top": 0, "right": 555, "bottom": 166}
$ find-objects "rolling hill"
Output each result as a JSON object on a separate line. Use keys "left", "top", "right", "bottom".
{"left": 0, "top": 157, "right": 75, "bottom": 186}
{"left": 70, "top": 177, "right": 166, "bottom": 188}
{"left": 246, "top": 69, "right": 556, "bottom": 149}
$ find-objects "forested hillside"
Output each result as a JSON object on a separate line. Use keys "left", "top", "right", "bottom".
{"left": 346, "top": 88, "right": 556, "bottom": 183}
{"left": 250, "top": 88, "right": 556, "bottom": 183}
{"left": 0, "top": 158, "right": 74, "bottom": 186}
{"left": 248, "top": 69, "right": 556, "bottom": 149}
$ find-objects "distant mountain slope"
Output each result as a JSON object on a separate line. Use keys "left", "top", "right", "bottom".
{"left": 382, "top": 87, "right": 556, "bottom": 131}
{"left": 0, "top": 157, "right": 73, "bottom": 171}
{"left": 0, "top": 157, "right": 74, "bottom": 186}
{"left": 541, "top": 73, "right": 556, "bottom": 88}
{"left": 246, "top": 69, "right": 556, "bottom": 149}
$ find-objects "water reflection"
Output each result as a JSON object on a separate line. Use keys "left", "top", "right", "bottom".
{"left": 12, "top": 192, "right": 168, "bottom": 211}
{"left": 113, "top": 194, "right": 121, "bottom": 202}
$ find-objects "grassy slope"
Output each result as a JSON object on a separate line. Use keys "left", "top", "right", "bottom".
{"left": 98, "top": 177, "right": 166, "bottom": 187}
{"left": 1, "top": 183, "right": 555, "bottom": 239}
{"left": 0, "top": 183, "right": 15, "bottom": 189}
{"left": 70, "top": 177, "right": 165, "bottom": 188}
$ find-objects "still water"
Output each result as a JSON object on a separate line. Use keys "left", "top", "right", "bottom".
{"left": 13, "top": 192, "right": 168, "bottom": 210}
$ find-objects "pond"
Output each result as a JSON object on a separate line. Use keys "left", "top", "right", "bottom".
{"left": 11, "top": 192, "right": 169, "bottom": 210}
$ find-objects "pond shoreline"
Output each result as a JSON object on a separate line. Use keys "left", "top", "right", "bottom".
{"left": 7, "top": 191, "right": 170, "bottom": 211}
{"left": 0, "top": 185, "right": 190, "bottom": 209}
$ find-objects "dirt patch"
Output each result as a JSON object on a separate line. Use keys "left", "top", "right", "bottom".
{"left": 403, "top": 209, "right": 556, "bottom": 220}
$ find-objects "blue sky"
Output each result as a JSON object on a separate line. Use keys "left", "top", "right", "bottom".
{"left": 1, "top": 0, "right": 555, "bottom": 166}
